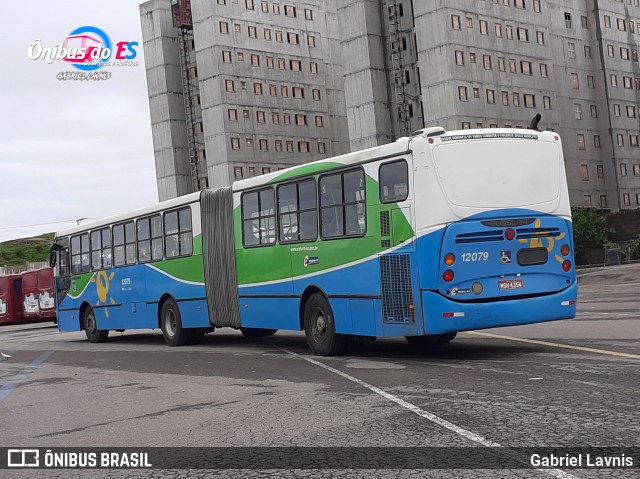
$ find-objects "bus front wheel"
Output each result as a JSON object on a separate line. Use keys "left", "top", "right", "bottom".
{"left": 161, "top": 299, "right": 191, "bottom": 347}
{"left": 303, "top": 293, "right": 350, "bottom": 356}
{"left": 83, "top": 306, "right": 109, "bottom": 343}
{"left": 405, "top": 332, "right": 457, "bottom": 347}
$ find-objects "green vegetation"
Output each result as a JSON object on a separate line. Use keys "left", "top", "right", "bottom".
{"left": 571, "top": 207, "right": 614, "bottom": 264}
{"left": 0, "top": 233, "right": 54, "bottom": 266}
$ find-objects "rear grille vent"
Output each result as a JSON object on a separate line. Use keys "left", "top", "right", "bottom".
{"left": 381, "top": 239, "right": 391, "bottom": 248}
{"left": 380, "top": 255, "right": 415, "bottom": 324}
{"left": 380, "top": 211, "right": 390, "bottom": 237}
{"left": 455, "top": 230, "right": 504, "bottom": 244}
{"left": 516, "top": 227, "right": 560, "bottom": 240}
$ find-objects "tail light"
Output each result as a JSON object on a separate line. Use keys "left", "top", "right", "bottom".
{"left": 562, "top": 260, "right": 572, "bottom": 272}
{"left": 505, "top": 228, "right": 516, "bottom": 240}
{"left": 561, "top": 244, "right": 570, "bottom": 256}
{"left": 444, "top": 253, "right": 455, "bottom": 266}
{"left": 443, "top": 270, "right": 454, "bottom": 282}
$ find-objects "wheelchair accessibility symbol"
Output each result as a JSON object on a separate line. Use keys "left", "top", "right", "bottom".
{"left": 500, "top": 250, "right": 512, "bottom": 264}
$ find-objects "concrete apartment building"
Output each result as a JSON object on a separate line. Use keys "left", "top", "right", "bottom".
{"left": 140, "top": 0, "right": 349, "bottom": 200}
{"left": 141, "top": 0, "right": 640, "bottom": 211}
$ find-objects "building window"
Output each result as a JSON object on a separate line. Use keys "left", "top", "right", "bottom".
{"left": 502, "top": 91, "right": 509, "bottom": 106}
{"left": 220, "top": 22, "right": 229, "bottom": 34}
{"left": 537, "top": 31, "right": 544, "bottom": 44}
{"left": 617, "top": 134, "right": 624, "bottom": 146}
{"left": 571, "top": 73, "right": 579, "bottom": 89}
{"left": 618, "top": 18, "right": 626, "bottom": 31}
{"left": 257, "top": 111, "right": 265, "bottom": 123}
{"left": 318, "top": 142, "right": 326, "bottom": 153}
{"left": 580, "top": 164, "right": 589, "bottom": 180}
{"left": 228, "top": 109, "right": 237, "bottom": 121}
{"left": 564, "top": 12, "right": 572, "bottom": 29}
{"left": 225, "top": 79, "right": 234, "bottom": 92}
{"left": 568, "top": 42, "right": 576, "bottom": 58}
{"left": 273, "top": 3, "right": 280, "bottom": 14}
{"left": 608, "top": 44, "right": 614, "bottom": 57}
{"left": 284, "top": 5, "right": 296, "bottom": 17}
{"left": 284, "top": 113, "right": 291, "bottom": 125}
{"left": 486, "top": 89, "right": 495, "bottom": 104}
{"left": 310, "top": 62, "right": 318, "bottom": 74}
{"left": 272, "top": 112, "right": 280, "bottom": 124}
{"left": 223, "top": 50, "right": 232, "bottom": 63}
{"left": 483, "top": 55, "right": 492, "bottom": 70}
{"left": 455, "top": 50, "right": 464, "bottom": 65}
{"left": 275, "top": 140, "right": 282, "bottom": 152}
{"left": 574, "top": 103, "right": 582, "bottom": 120}
{"left": 278, "top": 58, "right": 286, "bottom": 69}
{"left": 248, "top": 26, "right": 257, "bottom": 38}
{"left": 234, "top": 166, "right": 243, "bottom": 179}
{"left": 298, "top": 141, "right": 309, "bottom": 152}
{"left": 462, "top": 122, "right": 471, "bottom": 129}
{"left": 620, "top": 164, "right": 628, "bottom": 176}
{"left": 231, "top": 138, "right": 240, "bottom": 150}
{"left": 287, "top": 32, "right": 299, "bottom": 44}
{"left": 452, "top": 15, "right": 461, "bottom": 30}
{"left": 281, "top": 86, "right": 289, "bottom": 97}
{"left": 587, "top": 75, "right": 594, "bottom": 88}
{"left": 290, "top": 60, "right": 301, "bottom": 71}
{"left": 521, "top": 61, "right": 531, "bottom": 74}
{"left": 591, "top": 105, "right": 598, "bottom": 118}
{"left": 295, "top": 114, "right": 307, "bottom": 126}
{"left": 480, "top": 20, "right": 488, "bottom": 35}
{"left": 540, "top": 63, "right": 548, "bottom": 77}
{"left": 251, "top": 54, "right": 260, "bottom": 66}
{"left": 600, "top": 195, "right": 607, "bottom": 208}
{"left": 584, "top": 45, "right": 591, "bottom": 58}
{"left": 611, "top": 74, "right": 618, "bottom": 87}
{"left": 305, "top": 8, "right": 313, "bottom": 20}
{"left": 594, "top": 135, "right": 600, "bottom": 148}
{"left": 604, "top": 15, "right": 611, "bottom": 28}
{"left": 246, "top": 0, "right": 254, "bottom": 10}
{"left": 634, "top": 165, "right": 640, "bottom": 176}
{"left": 597, "top": 165, "right": 604, "bottom": 178}
{"left": 513, "top": 92, "right": 520, "bottom": 107}
{"left": 458, "top": 86, "right": 468, "bottom": 101}
{"left": 259, "top": 139, "right": 268, "bottom": 151}
{"left": 254, "top": 83, "right": 263, "bottom": 95}
{"left": 286, "top": 141, "right": 294, "bottom": 152}
{"left": 308, "top": 35, "right": 316, "bottom": 47}
{"left": 624, "top": 193, "right": 631, "bottom": 206}
{"left": 267, "top": 56, "right": 274, "bottom": 68}
{"left": 614, "top": 104, "right": 621, "bottom": 117}
{"left": 524, "top": 94, "right": 535, "bottom": 108}
{"left": 517, "top": 27, "right": 529, "bottom": 41}
{"left": 583, "top": 195, "right": 592, "bottom": 207}
{"left": 270, "top": 84, "right": 277, "bottom": 96}
{"left": 533, "top": 0, "right": 541, "bottom": 12}
{"left": 543, "top": 96, "right": 551, "bottom": 109}
{"left": 577, "top": 134, "right": 586, "bottom": 150}
{"left": 315, "top": 116, "right": 323, "bottom": 127}
{"left": 581, "top": 16, "right": 588, "bottom": 28}
{"left": 495, "top": 23, "right": 502, "bottom": 37}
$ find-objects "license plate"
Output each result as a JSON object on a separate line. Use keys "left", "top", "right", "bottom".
{"left": 499, "top": 279, "right": 524, "bottom": 290}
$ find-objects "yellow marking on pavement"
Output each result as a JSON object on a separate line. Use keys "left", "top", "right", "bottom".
{"left": 467, "top": 331, "right": 640, "bottom": 360}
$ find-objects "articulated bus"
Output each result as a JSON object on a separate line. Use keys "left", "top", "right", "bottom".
{"left": 51, "top": 127, "right": 577, "bottom": 355}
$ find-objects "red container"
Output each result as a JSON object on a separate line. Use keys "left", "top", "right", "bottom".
{"left": 22, "top": 270, "right": 40, "bottom": 319}
{"left": 37, "top": 267, "right": 56, "bottom": 320}
{"left": 0, "top": 275, "right": 24, "bottom": 324}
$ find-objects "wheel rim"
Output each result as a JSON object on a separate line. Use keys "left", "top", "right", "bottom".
{"left": 310, "top": 306, "right": 328, "bottom": 344}
{"left": 165, "top": 309, "right": 177, "bottom": 337}
{"left": 86, "top": 312, "right": 97, "bottom": 333}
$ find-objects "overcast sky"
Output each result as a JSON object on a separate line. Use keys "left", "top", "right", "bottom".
{"left": 0, "top": 1, "right": 157, "bottom": 242}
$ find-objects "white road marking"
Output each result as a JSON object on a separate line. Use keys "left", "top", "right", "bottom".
{"left": 283, "top": 348, "right": 580, "bottom": 479}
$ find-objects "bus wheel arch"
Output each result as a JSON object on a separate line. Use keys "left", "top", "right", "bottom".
{"left": 158, "top": 295, "right": 191, "bottom": 347}
{"left": 302, "top": 291, "right": 351, "bottom": 356}
{"left": 157, "top": 293, "right": 177, "bottom": 329}
{"left": 81, "top": 303, "right": 109, "bottom": 343}
{"left": 299, "top": 285, "right": 327, "bottom": 331}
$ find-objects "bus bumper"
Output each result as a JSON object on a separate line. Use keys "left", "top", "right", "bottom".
{"left": 421, "top": 281, "right": 577, "bottom": 335}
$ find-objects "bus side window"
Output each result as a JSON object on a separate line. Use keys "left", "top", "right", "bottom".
{"left": 150, "top": 215, "right": 163, "bottom": 261}
{"left": 70, "top": 235, "right": 82, "bottom": 274}
{"left": 164, "top": 211, "right": 180, "bottom": 258}
{"left": 80, "top": 233, "right": 90, "bottom": 273}
{"left": 178, "top": 208, "right": 193, "bottom": 256}
{"left": 113, "top": 224, "right": 126, "bottom": 266}
{"left": 101, "top": 228, "right": 112, "bottom": 269}
{"left": 320, "top": 169, "right": 366, "bottom": 239}
{"left": 379, "top": 160, "right": 409, "bottom": 203}
{"left": 125, "top": 222, "right": 136, "bottom": 265}
{"left": 91, "top": 230, "right": 102, "bottom": 271}
{"left": 242, "top": 189, "right": 276, "bottom": 247}
{"left": 137, "top": 217, "right": 151, "bottom": 263}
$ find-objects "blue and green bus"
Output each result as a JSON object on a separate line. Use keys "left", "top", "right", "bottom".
{"left": 52, "top": 127, "right": 577, "bottom": 355}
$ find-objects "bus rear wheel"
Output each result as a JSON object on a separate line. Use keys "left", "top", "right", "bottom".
{"left": 161, "top": 299, "right": 191, "bottom": 347}
{"left": 83, "top": 306, "right": 109, "bottom": 343}
{"left": 405, "top": 332, "right": 457, "bottom": 347}
{"left": 240, "top": 328, "right": 278, "bottom": 338}
{"left": 303, "top": 293, "right": 350, "bottom": 356}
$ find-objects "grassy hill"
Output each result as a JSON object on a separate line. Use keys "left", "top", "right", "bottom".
{"left": 0, "top": 233, "right": 55, "bottom": 266}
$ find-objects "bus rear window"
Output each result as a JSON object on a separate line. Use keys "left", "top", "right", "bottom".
{"left": 433, "top": 140, "right": 561, "bottom": 208}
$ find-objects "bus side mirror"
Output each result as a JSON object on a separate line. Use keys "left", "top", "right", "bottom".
{"left": 50, "top": 243, "right": 64, "bottom": 267}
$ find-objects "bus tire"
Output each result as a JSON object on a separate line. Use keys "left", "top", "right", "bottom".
{"left": 83, "top": 306, "right": 109, "bottom": 343}
{"left": 240, "top": 328, "right": 278, "bottom": 338}
{"left": 303, "top": 293, "right": 350, "bottom": 356}
{"left": 405, "top": 332, "right": 457, "bottom": 347}
{"left": 161, "top": 299, "right": 191, "bottom": 347}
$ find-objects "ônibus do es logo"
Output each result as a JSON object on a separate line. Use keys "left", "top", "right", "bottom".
{"left": 28, "top": 26, "right": 139, "bottom": 80}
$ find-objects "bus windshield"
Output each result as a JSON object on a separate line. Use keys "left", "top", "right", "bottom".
{"left": 433, "top": 139, "right": 562, "bottom": 209}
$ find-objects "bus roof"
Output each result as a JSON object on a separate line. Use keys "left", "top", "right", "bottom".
{"left": 55, "top": 191, "right": 201, "bottom": 238}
